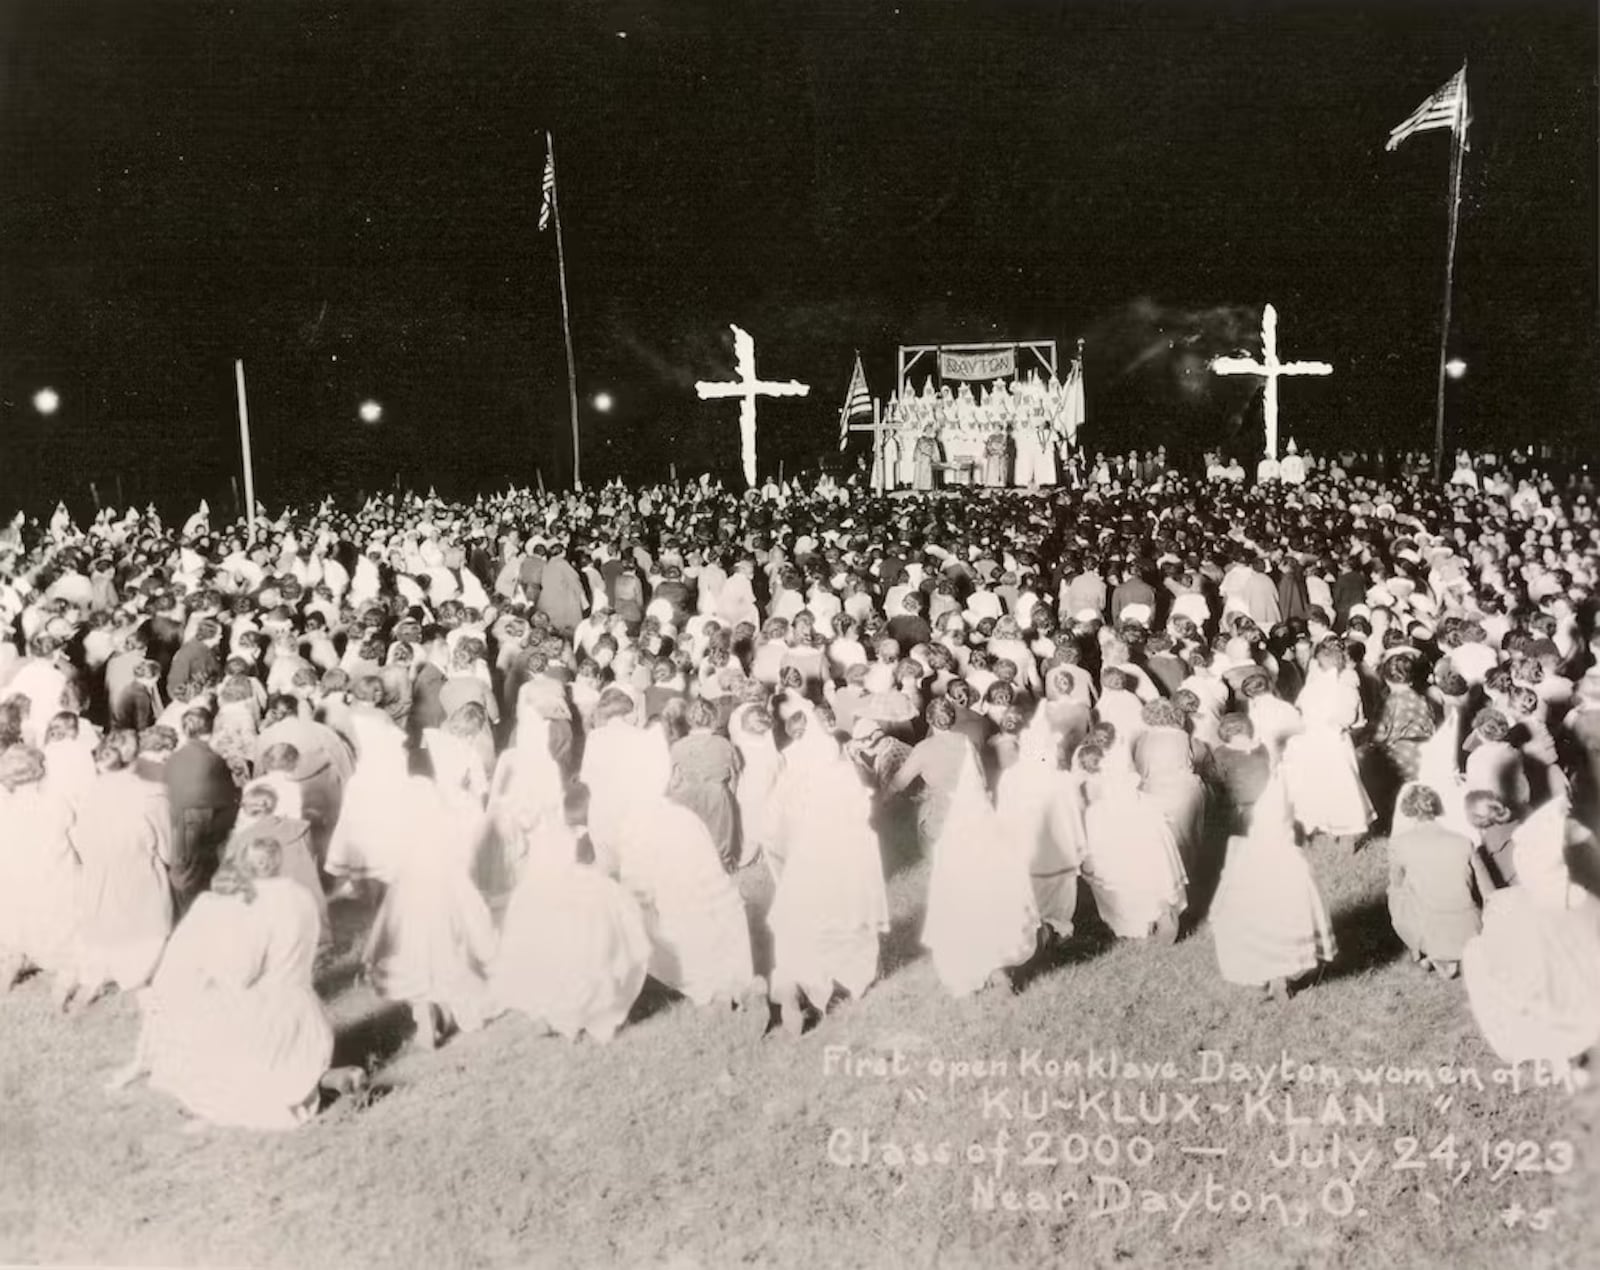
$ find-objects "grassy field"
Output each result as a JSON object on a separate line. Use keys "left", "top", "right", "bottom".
{"left": 1, "top": 832, "right": 1596, "bottom": 1270}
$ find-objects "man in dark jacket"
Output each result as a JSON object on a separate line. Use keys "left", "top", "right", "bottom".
{"left": 163, "top": 707, "right": 240, "bottom": 916}
{"left": 167, "top": 616, "right": 223, "bottom": 699}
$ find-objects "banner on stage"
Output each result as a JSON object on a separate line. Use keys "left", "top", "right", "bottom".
{"left": 939, "top": 349, "right": 1016, "bottom": 381}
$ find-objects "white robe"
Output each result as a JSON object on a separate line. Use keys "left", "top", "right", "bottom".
{"left": 325, "top": 733, "right": 414, "bottom": 884}
{"left": 921, "top": 751, "right": 1039, "bottom": 995}
{"left": 0, "top": 784, "right": 79, "bottom": 974}
{"left": 766, "top": 733, "right": 888, "bottom": 1004}
{"left": 141, "top": 879, "right": 332, "bottom": 1130}
{"left": 1282, "top": 674, "right": 1372, "bottom": 836}
{"left": 615, "top": 798, "right": 753, "bottom": 1004}
{"left": 1209, "top": 780, "right": 1337, "bottom": 986}
{"left": 580, "top": 721, "right": 670, "bottom": 869}
{"left": 996, "top": 724, "right": 1084, "bottom": 937}
{"left": 1081, "top": 771, "right": 1187, "bottom": 938}
{"left": 490, "top": 816, "right": 650, "bottom": 1042}
{"left": 70, "top": 769, "right": 173, "bottom": 990}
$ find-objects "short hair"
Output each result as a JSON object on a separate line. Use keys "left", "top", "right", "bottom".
{"left": 1140, "top": 699, "right": 1186, "bottom": 730}
{"left": 595, "top": 687, "right": 637, "bottom": 726}
{"left": 1075, "top": 743, "right": 1105, "bottom": 774}
{"left": 1217, "top": 712, "right": 1255, "bottom": 743}
{"left": 1473, "top": 708, "right": 1510, "bottom": 743}
{"left": 259, "top": 741, "right": 301, "bottom": 774}
{"left": 0, "top": 745, "right": 46, "bottom": 791}
{"left": 1101, "top": 667, "right": 1128, "bottom": 693}
{"left": 926, "top": 697, "right": 956, "bottom": 731}
{"left": 181, "top": 708, "right": 214, "bottom": 741}
{"left": 687, "top": 698, "right": 718, "bottom": 731}
{"left": 351, "top": 675, "right": 385, "bottom": 705}
{"left": 1398, "top": 785, "right": 1443, "bottom": 822}
{"left": 139, "top": 725, "right": 179, "bottom": 755}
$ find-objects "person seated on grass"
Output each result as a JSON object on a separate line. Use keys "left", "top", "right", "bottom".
{"left": 1387, "top": 785, "right": 1497, "bottom": 980}
{"left": 1208, "top": 777, "right": 1337, "bottom": 1002}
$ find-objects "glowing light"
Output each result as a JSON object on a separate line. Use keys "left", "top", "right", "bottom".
{"left": 593, "top": 392, "right": 614, "bottom": 413}
{"left": 358, "top": 399, "right": 383, "bottom": 424}
{"left": 1445, "top": 359, "right": 1467, "bottom": 380}
{"left": 32, "top": 388, "right": 60, "bottom": 416}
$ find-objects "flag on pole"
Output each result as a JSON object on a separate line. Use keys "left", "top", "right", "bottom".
{"left": 1385, "top": 64, "right": 1471, "bottom": 152}
{"left": 838, "top": 351, "right": 870, "bottom": 450}
{"left": 539, "top": 145, "right": 557, "bottom": 231}
{"left": 1062, "top": 354, "right": 1086, "bottom": 448}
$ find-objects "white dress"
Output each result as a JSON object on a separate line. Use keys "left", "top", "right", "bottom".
{"left": 1209, "top": 780, "right": 1337, "bottom": 986}
{"left": 142, "top": 878, "right": 332, "bottom": 1130}
{"left": 325, "top": 731, "right": 414, "bottom": 884}
{"left": 921, "top": 751, "right": 1039, "bottom": 994}
{"left": 0, "top": 784, "right": 79, "bottom": 975}
{"left": 730, "top": 706, "right": 781, "bottom": 868}
{"left": 766, "top": 733, "right": 888, "bottom": 1005}
{"left": 580, "top": 721, "right": 670, "bottom": 868}
{"left": 362, "top": 777, "right": 497, "bottom": 1031}
{"left": 1282, "top": 673, "right": 1373, "bottom": 836}
{"left": 996, "top": 721, "right": 1084, "bottom": 937}
{"left": 1463, "top": 797, "right": 1600, "bottom": 1067}
{"left": 615, "top": 798, "right": 754, "bottom": 1005}
{"left": 1081, "top": 771, "right": 1188, "bottom": 938}
{"left": 490, "top": 816, "right": 650, "bottom": 1042}
{"left": 70, "top": 769, "right": 173, "bottom": 990}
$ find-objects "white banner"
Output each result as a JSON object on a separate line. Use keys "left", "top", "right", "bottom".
{"left": 938, "top": 348, "right": 1016, "bottom": 381}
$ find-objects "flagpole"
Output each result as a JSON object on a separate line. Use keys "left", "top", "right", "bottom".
{"left": 548, "top": 131, "right": 582, "bottom": 489}
{"left": 234, "top": 358, "right": 256, "bottom": 538}
{"left": 871, "top": 398, "right": 883, "bottom": 495}
{"left": 1431, "top": 63, "right": 1467, "bottom": 482}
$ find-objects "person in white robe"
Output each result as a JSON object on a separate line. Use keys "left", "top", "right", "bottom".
{"left": 765, "top": 719, "right": 888, "bottom": 1031}
{"left": 1078, "top": 745, "right": 1187, "bottom": 940}
{"left": 580, "top": 689, "right": 671, "bottom": 874}
{"left": 996, "top": 715, "right": 1083, "bottom": 944}
{"left": 0, "top": 746, "right": 80, "bottom": 1005}
{"left": 362, "top": 775, "right": 498, "bottom": 1048}
{"left": 1208, "top": 777, "right": 1337, "bottom": 999}
{"left": 69, "top": 740, "right": 173, "bottom": 998}
{"left": 482, "top": 713, "right": 563, "bottom": 905}
{"left": 1463, "top": 795, "right": 1600, "bottom": 1076}
{"left": 729, "top": 702, "right": 781, "bottom": 869}
{"left": 921, "top": 746, "right": 1039, "bottom": 995}
{"left": 489, "top": 800, "right": 650, "bottom": 1043}
{"left": 324, "top": 725, "right": 414, "bottom": 891}
{"left": 109, "top": 838, "right": 333, "bottom": 1130}
{"left": 614, "top": 796, "right": 757, "bottom": 1007}
{"left": 1282, "top": 661, "right": 1373, "bottom": 843}
{"left": 226, "top": 775, "right": 330, "bottom": 941}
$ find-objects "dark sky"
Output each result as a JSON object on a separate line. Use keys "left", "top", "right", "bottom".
{"left": 1, "top": 0, "right": 1595, "bottom": 514}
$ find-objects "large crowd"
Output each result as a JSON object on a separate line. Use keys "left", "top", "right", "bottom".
{"left": 1, "top": 443, "right": 1599, "bottom": 1131}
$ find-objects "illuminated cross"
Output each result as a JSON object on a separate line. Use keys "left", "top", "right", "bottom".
{"left": 1210, "top": 304, "right": 1332, "bottom": 461}
{"left": 695, "top": 324, "right": 810, "bottom": 488}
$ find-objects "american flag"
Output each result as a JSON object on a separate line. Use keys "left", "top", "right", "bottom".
{"left": 838, "top": 352, "right": 871, "bottom": 449}
{"left": 539, "top": 142, "right": 557, "bottom": 232}
{"left": 1386, "top": 65, "right": 1471, "bottom": 153}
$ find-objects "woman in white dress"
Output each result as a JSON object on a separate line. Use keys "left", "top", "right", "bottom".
{"left": 0, "top": 745, "right": 80, "bottom": 1006}
{"left": 614, "top": 795, "right": 756, "bottom": 1008}
{"left": 921, "top": 745, "right": 1039, "bottom": 995}
{"left": 765, "top": 715, "right": 889, "bottom": 1031}
{"left": 110, "top": 837, "right": 333, "bottom": 1130}
{"left": 1463, "top": 795, "right": 1600, "bottom": 1077}
{"left": 362, "top": 775, "right": 498, "bottom": 1049}
{"left": 580, "top": 688, "right": 671, "bottom": 875}
{"left": 1281, "top": 649, "right": 1373, "bottom": 845}
{"left": 996, "top": 714, "right": 1083, "bottom": 945}
{"left": 489, "top": 794, "right": 650, "bottom": 1043}
{"left": 1209, "top": 777, "right": 1337, "bottom": 1000}
{"left": 324, "top": 725, "right": 414, "bottom": 892}
{"left": 1077, "top": 744, "right": 1187, "bottom": 941}
{"left": 729, "top": 702, "right": 782, "bottom": 869}
{"left": 69, "top": 735, "right": 173, "bottom": 1001}
{"left": 482, "top": 710, "right": 564, "bottom": 904}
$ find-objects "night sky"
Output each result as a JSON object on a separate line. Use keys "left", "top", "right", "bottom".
{"left": 1, "top": 0, "right": 1595, "bottom": 516}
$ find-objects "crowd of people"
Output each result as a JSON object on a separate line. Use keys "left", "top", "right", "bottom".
{"left": 2, "top": 442, "right": 1599, "bottom": 1131}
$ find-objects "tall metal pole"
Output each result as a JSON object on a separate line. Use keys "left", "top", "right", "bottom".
{"left": 234, "top": 359, "right": 256, "bottom": 537}
{"left": 1432, "top": 63, "right": 1467, "bottom": 482}
{"left": 548, "top": 131, "right": 582, "bottom": 489}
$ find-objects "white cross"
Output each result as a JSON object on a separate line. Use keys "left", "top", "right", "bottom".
{"left": 1210, "top": 304, "right": 1332, "bottom": 461}
{"left": 695, "top": 324, "right": 810, "bottom": 488}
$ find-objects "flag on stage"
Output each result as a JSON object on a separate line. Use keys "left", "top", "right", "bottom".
{"left": 1062, "top": 355, "right": 1086, "bottom": 447}
{"left": 838, "top": 351, "right": 870, "bottom": 450}
{"left": 539, "top": 146, "right": 557, "bottom": 231}
{"left": 1386, "top": 65, "right": 1471, "bottom": 152}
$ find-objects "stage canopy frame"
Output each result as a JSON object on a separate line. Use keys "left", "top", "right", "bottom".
{"left": 896, "top": 339, "right": 1058, "bottom": 398}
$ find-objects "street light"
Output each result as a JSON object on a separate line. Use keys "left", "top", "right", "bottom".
{"left": 358, "top": 399, "right": 383, "bottom": 424}
{"left": 1444, "top": 359, "right": 1467, "bottom": 380}
{"left": 32, "top": 387, "right": 60, "bottom": 416}
{"left": 593, "top": 391, "right": 614, "bottom": 413}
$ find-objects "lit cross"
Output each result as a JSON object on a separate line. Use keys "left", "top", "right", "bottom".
{"left": 1210, "top": 304, "right": 1332, "bottom": 461}
{"left": 695, "top": 324, "right": 810, "bottom": 488}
